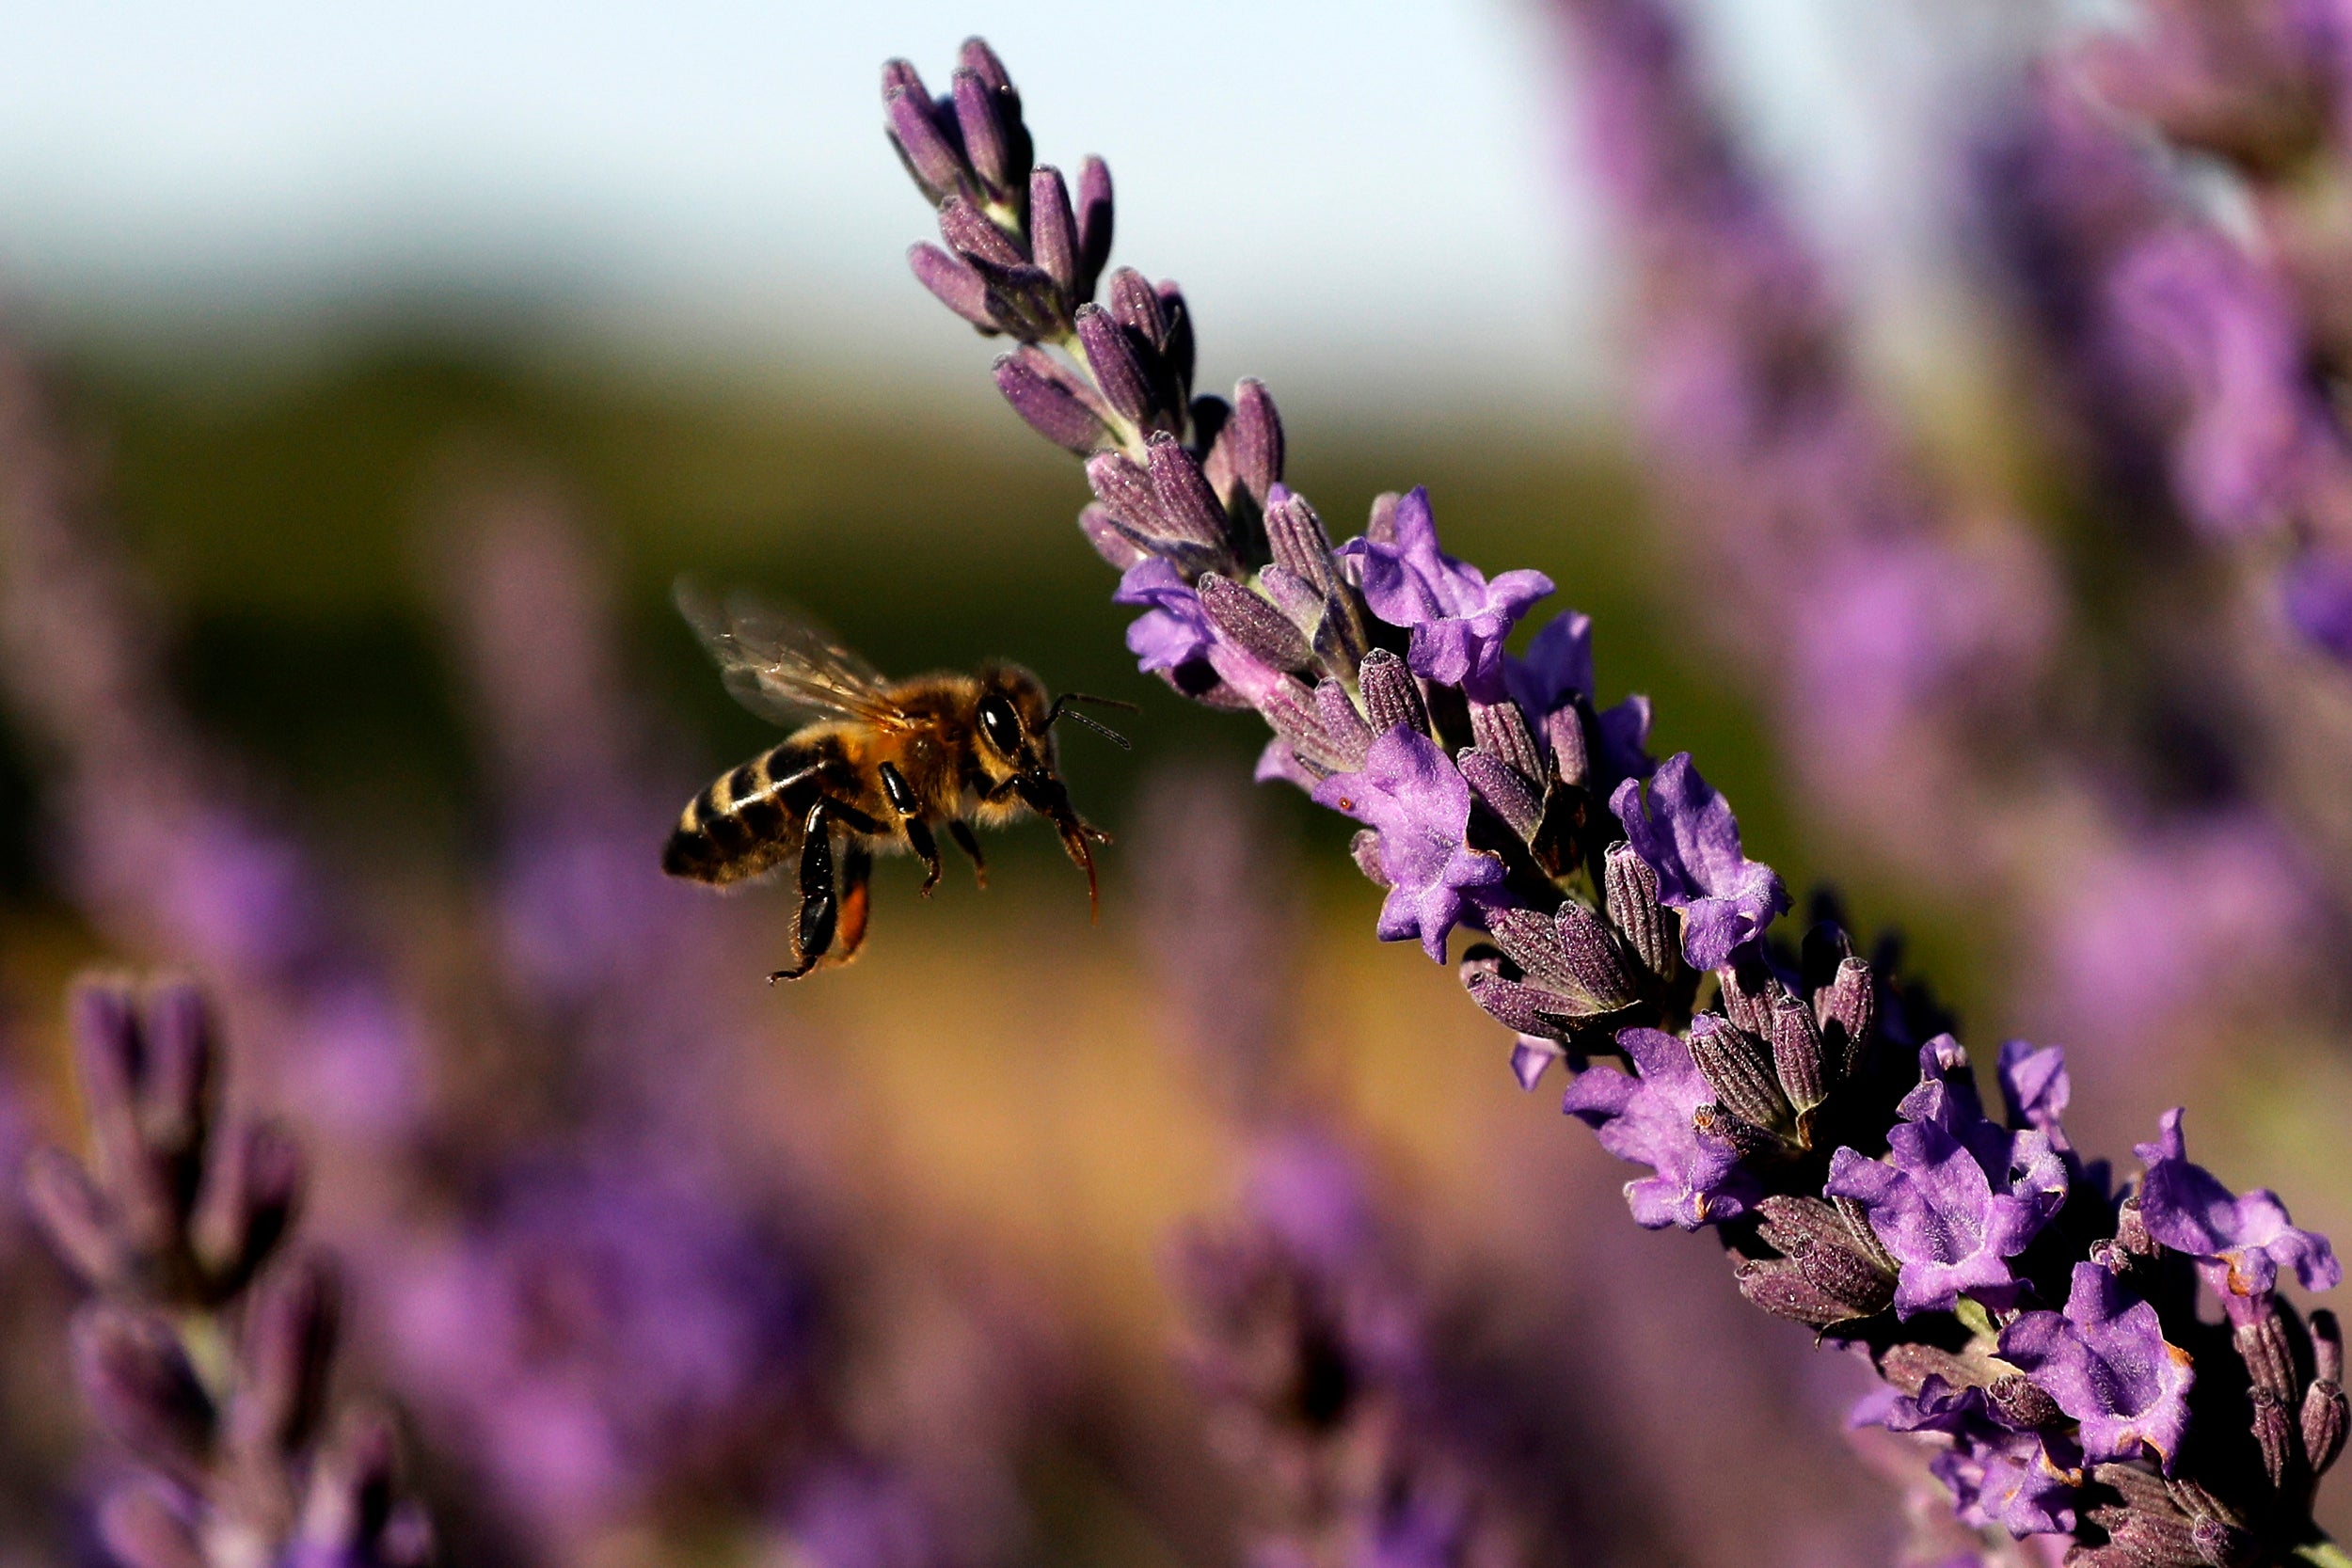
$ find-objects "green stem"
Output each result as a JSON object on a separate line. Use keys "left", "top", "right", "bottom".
{"left": 2293, "top": 1539, "right": 2352, "bottom": 1568}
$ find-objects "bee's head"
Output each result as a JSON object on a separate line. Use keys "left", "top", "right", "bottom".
{"left": 972, "top": 663, "right": 1130, "bottom": 915}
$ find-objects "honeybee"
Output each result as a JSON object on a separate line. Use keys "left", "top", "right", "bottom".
{"left": 662, "top": 584, "right": 1132, "bottom": 981}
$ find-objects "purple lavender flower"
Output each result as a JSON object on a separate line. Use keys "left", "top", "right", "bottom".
{"left": 1336, "top": 487, "right": 1552, "bottom": 701}
{"left": 1608, "top": 753, "right": 1788, "bottom": 970}
{"left": 1854, "top": 1377, "right": 2082, "bottom": 1537}
{"left": 2000, "top": 1262, "right": 2194, "bottom": 1470}
{"left": 1825, "top": 1039, "right": 2069, "bottom": 1318}
{"left": 1115, "top": 556, "right": 1219, "bottom": 673}
{"left": 1563, "top": 1027, "right": 1758, "bottom": 1229}
{"left": 1996, "top": 1039, "right": 2072, "bottom": 1146}
{"left": 1311, "top": 727, "right": 1505, "bottom": 961}
{"left": 2134, "top": 1107, "right": 2342, "bottom": 1317}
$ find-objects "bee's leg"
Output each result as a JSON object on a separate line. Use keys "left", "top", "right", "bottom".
{"left": 946, "top": 819, "right": 988, "bottom": 889}
{"left": 877, "top": 763, "right": 943, "bottom": 895}
{"left": 833, "top": 843, "right": 875, "bottom": 961}
{"left": 771, "top": 801, "right": 838, "bottom": 983}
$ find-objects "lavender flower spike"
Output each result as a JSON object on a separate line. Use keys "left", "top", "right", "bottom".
{"left": 1338, "top": 486, "right": 1552, "bottom": 701}
{"left": 1312, "top": 726, "right": 1505, "bottom": 961}
{"left": 878, "top": 39, "right": 2352, "bottom": 1559}
{"left": 2135, "top": 1107, "right": 2342, "bottom": 1319}
{"left": 1610, "top": 752, "right": 1789, "bottom": 970}
{"left": 2000, "top": 1262, "right": 2195, "bottom": 1471}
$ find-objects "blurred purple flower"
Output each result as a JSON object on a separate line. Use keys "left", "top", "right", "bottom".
{"left": 2284, "top": 546, "right": 2352, "bottom": 660}
{"left": 1312, "top": 727, "right": 1505, "bottom": 961}
{"left": 1565, "top": 1027, "right": 1759, "bottom": 1229}
{"left": 2000, "top": 1262, "right": 2194, "bottom": 1470}
{"left": 1338, "top": 487, "right": 1552, "bottom": 701}
{"left": 1608, "top": 753, "right": 1788, "bottom": 970}
{"left": 2134, "top": 1108, "right": 2342, "bottom": 1318}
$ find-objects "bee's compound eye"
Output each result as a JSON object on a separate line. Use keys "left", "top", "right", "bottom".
{"left": 977, "top": 695, "right": 1023, "bottom": 756}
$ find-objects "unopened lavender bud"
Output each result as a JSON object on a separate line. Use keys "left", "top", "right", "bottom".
{"left": 73, "top": 979, "right": 177, "bottom": 1260}
{"left": 1814, "top": 956, "right": 1875, "bottom": 1081}
{"left": 2234, "top": 1307, "right": 2299, "bottom": 1401}
{"left": 1350, "top": 829, "right": 1389, "bottom": 888}
{"left": 882, "top": 81, "right": 966, "bottom": 205}
{"left": 1254, "top": 674, "right": 1349, "bottom": 772}
{"left": 1367, "top": 490, "right": 1401, "bottom": 546}
{"left": 72, "top": 1304, "right": 216, "bottom": 1480}
{"left": 1544, "top": 705, "right": 1589, "bottom": 786}
{"left": 2306, "top": 1310, "right": 2346, "bottom": 1477}
{"left": 137, "top": 984, "right": 213, "bottom": 1166}
{"left": 1359, "top": 649, "right": 1426, "bottom": 736}
{"left": 1716, "top": 955, "right": 1778, "bottom": 1039}
{"left": 195, "top": 1120, "right": 303, "bottom": 1297}
{"left": 958, "top": 36, "right": 1015, "bottom": 94}
{"left": 1688, "top": 1013, "right": 1791, "bottom": 1134}
{"left": 1313, "top": 679, "right": 1372, "bottom": 768}
{"left": 1465, "top": 973, "right": 1569, "bottom": 1038}
{"left": 2305, "top": 1380, "right": 2347, "bottom": 1478}
{"left": 967, "top": 258, "right": 1062, "bottom": 340}
{"left": 2191, "top": 1516, "right": 2259, "bottom": 1568}
{"left": 2250, "top": 1386, "right": 2294, "bottom": 1488}
{"left": 1753, "top": 1197, "right": 1893, "bottom": 1318}
{"left": 908, "top": 243, "right": 999, "bottom": 331}
{"left": 936, "top": 195, "right": 1025, "bottom": 270}
{"left": 1226, "top": 379, "right": 1282, "bottom": 504}
{"left": 993, "top": 353, "right": 1108, "bottom": 453}
{"left": 1086, "top": 451, "right": 1168, "bottom": 537}
{"left": 1770, "top": 994, "right": 1826, "bottom": 1119}
{"left": 1146, "top": 434, "right": 1233, "bottom": 552}
{"left": 1832, "top": 1195, "right": 1899, "bottom": 1275}
{"left": 1469, "top": 699, "right": 1543, "bottom": 786}
{"left": 1555, "top": 900, "right": 1638, "bottom": 1009}
{"left": 228, "top": 1254, "right": 339, "bottom": 1464}
{"left": 98, "top": 1484, "right": 204, "bottom": 1568}
{"left": 1073, "top": 156, "right": 1114, "bottom": 297}
{"left": 1259, "top": 564, "right": 1324, "bottom": 633}
{"left": 24, "top": 1146, "right": 124, "bottom": 1291}
{"left": 2117, "top": 1195, "right": 2160, "bottom": 1259}
{"left": 1457, "top": 748, "right": 1543, "bottom": 842}
{"left": 1980, "top": 1372, "right": 2060, "bottom": 1431}
{"left": 1263, "top": 489, "right": 1335, "bottom": 590}
{"left": 1028, "top": 166, "right": 1080, "bottom": 296}
{"left": 1075, "top": 304, "right": 1157, "bottom": 426}
{"left": 2090, "top": 1506, "right": 2201, "bottom": 1565}
{"left": 1486, "top": 907, "right": 1580, "bottom": 999}
{"left": 1734, "top": 1253, "right": 1866, "bottom": 1328}
{"left": 950, "top": 68, "right": 1015, "bottom": 198}
{"left": 1105, "top": 267, "right": 1169, "bottom": 352}
{"left": 1603, "top": 841, "right": 1674, "bottom": 979}
{"left": 1197, "top": 574, "right": 1311, "bottom": 672}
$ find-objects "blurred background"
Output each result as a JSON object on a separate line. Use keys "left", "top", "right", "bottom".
{"left": 0, "top": 1, "right": 2348, "bottom": 1565}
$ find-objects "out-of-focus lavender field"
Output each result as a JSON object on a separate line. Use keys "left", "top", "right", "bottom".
{"left": 5, "top": 2, "right": 2352, "bottom": 1566}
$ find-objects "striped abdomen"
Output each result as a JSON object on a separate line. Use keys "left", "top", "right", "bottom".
{"left": 662, "top": 740, "right": 828, "bottom": 885}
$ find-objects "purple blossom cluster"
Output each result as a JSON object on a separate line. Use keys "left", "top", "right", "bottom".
{"left": 886, "top": 38, "right": 2352, "bottom": 1563}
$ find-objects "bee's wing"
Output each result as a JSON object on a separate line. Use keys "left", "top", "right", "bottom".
{"left": 675, "top": 578, "right": 910, "bottom": 730}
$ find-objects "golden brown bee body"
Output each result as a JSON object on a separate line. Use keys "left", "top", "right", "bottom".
{"left": 663, "top": 587, "right": 1121, "bottom": 981}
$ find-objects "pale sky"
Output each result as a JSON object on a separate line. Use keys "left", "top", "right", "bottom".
{"left": 0, "top": 0, "right": 2054, "bottom": 406}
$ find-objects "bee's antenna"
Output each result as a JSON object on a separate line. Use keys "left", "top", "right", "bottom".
{"left": 1045, "top": 692, "right": 1137, "bottom": 750}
